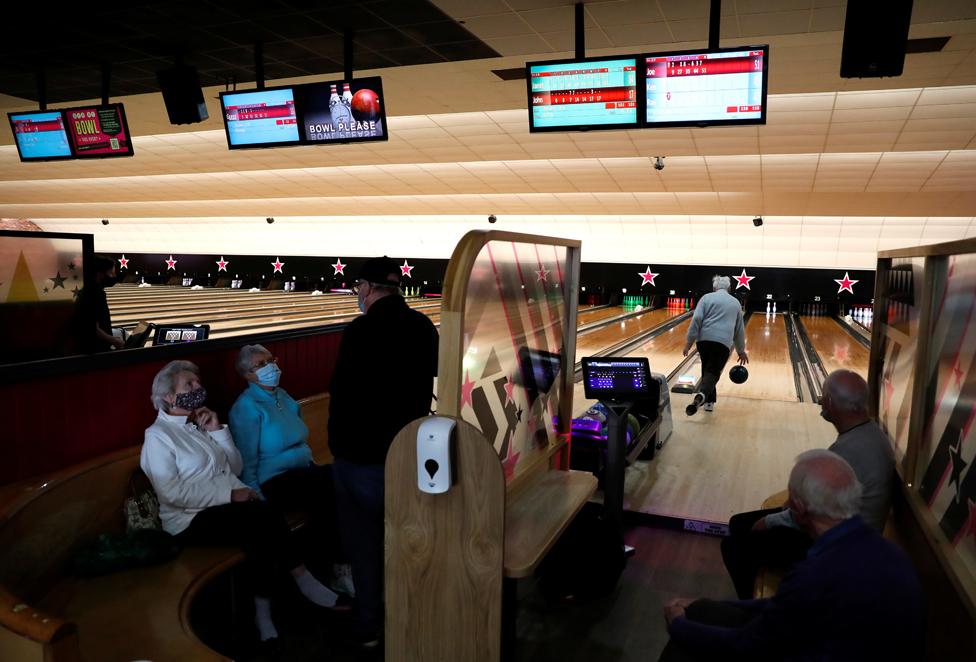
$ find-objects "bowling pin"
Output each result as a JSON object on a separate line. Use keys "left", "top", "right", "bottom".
{"left": 766, "top": 302, "right": 771, "bottom": 314}
{"left": 773, "top": 302, "right": 777, "bottom": 314}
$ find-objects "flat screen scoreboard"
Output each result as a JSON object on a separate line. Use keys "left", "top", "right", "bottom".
{"left": 527, "top": 56, "right": 639, "bottom": 132}
{"left": 8, "top": 111, "right": 73, "bottom": 160}
{"left": 9, "top": 103, "right": 134, "bottom": 162}
{"left": 221, "top": 88, "right": 300, "bottom": 148}
{"left": 645, "top": 46, "right": 767, "bottom": 127}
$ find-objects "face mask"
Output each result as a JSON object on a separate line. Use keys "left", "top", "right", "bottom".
{"left": 357, "top": 285, "right": 368, "bottom": 313}
{"left": 174, "top": 387, "right": 207, "bottom": 411}
{"left": 255, "top": 362, "right": 281, "bottom": 387}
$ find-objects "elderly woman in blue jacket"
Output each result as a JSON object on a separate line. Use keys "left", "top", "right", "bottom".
{"left": 229, "top": 344, "right": 352, "bottom": 595}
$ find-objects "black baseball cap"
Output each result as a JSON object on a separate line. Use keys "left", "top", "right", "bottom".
{"left": 358, "top": 256, "right": 401, "bottom": 287}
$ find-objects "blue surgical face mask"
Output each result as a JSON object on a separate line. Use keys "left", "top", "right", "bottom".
{"left": 357, "top": 286, "right": 368, "bottom": 313}
{"left": 255, "top": 362, "right": 281, "bottom": 387}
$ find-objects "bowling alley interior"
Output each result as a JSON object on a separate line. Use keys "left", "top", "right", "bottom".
{"left": 2, "top": 1, "right": 976, "bottom": 660}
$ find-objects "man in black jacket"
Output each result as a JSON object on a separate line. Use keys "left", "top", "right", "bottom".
{"left": 328, "top": 256, "right": 438, "bottom": 647}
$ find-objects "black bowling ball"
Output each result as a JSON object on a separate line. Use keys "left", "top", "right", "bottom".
{"left": 729, "top": 365, "right": 749, "bottom": 384}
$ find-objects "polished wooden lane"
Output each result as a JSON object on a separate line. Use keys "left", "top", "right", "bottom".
{"left": 624, "top": 396, "right": 835, "bottom": 523}
{"left": 715, "top": 314, "right": 797, "bottom": 403}
{"left": 575, "top": 305, "right": 628, "bottom": 325}
{"left": 574, "top": 308, "right": 685, "bottom": 362}
{"left": 801, "top": 315, "right": 870, "bottom": 378}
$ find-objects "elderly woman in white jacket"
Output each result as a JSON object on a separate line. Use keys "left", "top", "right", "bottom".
{"left": 141, "top": 360, "right": 348, "bottom": 643}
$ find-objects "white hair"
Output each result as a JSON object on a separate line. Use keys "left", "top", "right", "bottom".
{"left": 789, "top": 449, "right": 863, "bottom": 520}
{"left": 236, "top": 344, "right": 270, "bottom": 376}
{"left": 712, "top": 275, "right": 731, "bottom": 292}
{"left": 151, "top": 360, "right": 199, "bottom": 411}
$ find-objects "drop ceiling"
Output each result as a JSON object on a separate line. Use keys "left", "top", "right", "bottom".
{"left": 2, "top": 0, "right": 976, "bottom": 268}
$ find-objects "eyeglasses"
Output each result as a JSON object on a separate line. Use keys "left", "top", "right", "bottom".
{"left": 351, "top": 280, "right": 367, "bottom": 295}
{"left": 250, "top": 356, "right": 278, "bottom": 371}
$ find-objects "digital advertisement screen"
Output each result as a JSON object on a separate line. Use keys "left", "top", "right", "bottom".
{"left": 8, "top": 111, "right": 73, "bottom": 161}
{"left": 527, "top": 56, "right": 639, "bottom": 132}
{"left": 64, "top": 103, "right": 133, "bottom": 158}
{"left": 298, "top": 77, "right": 387, "bottom": 143}
{"left": 645, "top": 45, "right": 768, "bottom": 127}
{"left": 220, "top": 88, "right": 300, "bottom": 148}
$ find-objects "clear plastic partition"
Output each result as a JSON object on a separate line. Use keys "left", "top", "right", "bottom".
{"left": 0, "top": 231, "right": 91, "bottom": 363}
{"left": 877, "top": 256, "right": 925, "bottom": 460}
{"left": 445, "top": 237, "right": 577, "bottom": 484}
{"left": 916, "top": 252, "right": 976, "bottom": 580}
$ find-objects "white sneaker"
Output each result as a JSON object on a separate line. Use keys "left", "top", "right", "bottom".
{"left": 332, "top": 563, "right": 355, "bottom": 597}
{"left": 704, "top": 403, "right": 714, "bottom": 412}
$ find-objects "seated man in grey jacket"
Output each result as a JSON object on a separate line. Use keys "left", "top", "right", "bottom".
{"left": 682, "top": 275, "right": 748, "bottom": 415}
{"left": 720, "top": 370, "right": 896, "bottom": 598}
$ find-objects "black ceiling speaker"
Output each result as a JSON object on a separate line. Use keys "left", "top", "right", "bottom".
{"left": 157, "top": 63, "right": 209, "bottom": 125}
{"left": 840, "top": 0, "right": 914, "bottom": 78}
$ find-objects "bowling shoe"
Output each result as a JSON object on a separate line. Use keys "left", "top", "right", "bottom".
{"left": 704, "top": 403, "right": 714, "bottom": 412}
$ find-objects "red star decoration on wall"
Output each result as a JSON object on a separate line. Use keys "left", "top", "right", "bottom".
{"left": 734, "top": 269, "right": 755, "bottom": 290}
{"left": 271, "top": 257, "right": 285, "bottom": 274}
{"left": 332, "top": 259, "right": 346, "bottom": 275}
{"left": 216, "top": 256, "right": 229, "bottom": 272}
{"left": 834, "top": 272, "right": 859, "bottom": 294}
{"left": 460, "top": 371, "right": 476, "bottom": 410}
{"left": 165, "top": 255, "right": 177, "bottom": 270}
{"left": 536, "top": 267, "right": 550, "bottom": 282}
{"left": 118, "top": 255, "right": 129, "bottom": 269}
{"left": 638, "top": 267, "right": 659, "bottom": 286}
{"left": 400, "top": 260, "right": 414, "bottom": 278}
{"left": 502, "top": 431, "right": 521, "bottom": 479}
{"left": 503, "top": 374, "right": 516, "bottom": 406}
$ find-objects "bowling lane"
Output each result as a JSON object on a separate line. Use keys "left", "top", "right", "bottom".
{"left": 801, "top": 316, "right": 870, "bottom": 379}
{"left": 716, "top": 314, "right": 797, "bottom": 402}
{"left": 575, "top": 308, "right": 685, "bottom": 362}
{"left": 576, "top": 305, "right": 628, "bottom": 325}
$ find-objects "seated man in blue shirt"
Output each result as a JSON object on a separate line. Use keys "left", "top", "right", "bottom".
{"left": 660, "top": 449, "right": 924, "bottom": 662}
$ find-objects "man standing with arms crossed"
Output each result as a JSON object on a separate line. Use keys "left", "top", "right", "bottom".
{"left": 682, "top": 275, "right": 748, "bottom": 416}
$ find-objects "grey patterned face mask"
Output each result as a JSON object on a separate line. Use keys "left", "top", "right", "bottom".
{"left": 174, "top": 387, "right": 207, "bottom": 411}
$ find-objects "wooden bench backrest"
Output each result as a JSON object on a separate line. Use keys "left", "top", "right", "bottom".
{"left": 0, "top": 446, "right": 140, "bottom": 603}
{"left": 298, "top": 393, "right": 332, "bottom": 465}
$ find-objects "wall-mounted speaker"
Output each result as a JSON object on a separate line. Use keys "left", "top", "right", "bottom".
{"left": 840, "top": 0, "right": 914, "bottom": 78}
{"left": 156, "top": 64, "right": 209, "bottom": 125}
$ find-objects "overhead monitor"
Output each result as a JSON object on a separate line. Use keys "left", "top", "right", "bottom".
{"left": 581, "top": 357, "right": 652, "bottom": 401}
{"left": 63, "top": 103, "right": 134, "bottom": 158}
{"left": 8, "top": 110, "right": 73, "bottom": 161}
{"left": 219, "top": 87, "right": 300, "bottom": 148}
{"left": 526, "top": 56, "right": 639, "bottom": 132}
{"left": 644, "top": 45, "right": 768, "bottom": 127}
{"left": 297, "top": 76, "right": 387, "bottom": 144}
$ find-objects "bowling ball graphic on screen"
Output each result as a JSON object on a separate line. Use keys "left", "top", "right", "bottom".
{"left": 729, "top": 365, "right": 749, "bottom": 384}
{"left": 351, "top": 88, "right": 380, "bottom": 121}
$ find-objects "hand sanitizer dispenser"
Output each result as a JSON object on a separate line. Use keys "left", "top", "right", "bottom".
{"left": 417, "top": 417, "right": 456, "bottom": 494}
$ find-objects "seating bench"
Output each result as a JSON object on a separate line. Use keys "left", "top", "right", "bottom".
{"left": 0, "top": 393, "right": 331, "bottom": 662}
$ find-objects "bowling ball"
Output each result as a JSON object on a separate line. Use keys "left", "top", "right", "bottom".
{"left": 729, "top": 365, "right": 749, "bottom": 384}
{"left": 351, "top": 88, "right": 380, "bottom": 120}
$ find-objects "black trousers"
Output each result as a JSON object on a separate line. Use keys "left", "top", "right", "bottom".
{"left": 178, "top": 500, "right": 301, "bottom": 596}
{"left": 261, "top": 464, "right": 344, "bottom": 566}
{"left": 696, "top": 341, "right": 732, "bottom": 404}
{"left": 720, "top": 508, "right": 813, "bottom": 600}
{"left": 658, "top": 599, "right": 759, "bottom": 662}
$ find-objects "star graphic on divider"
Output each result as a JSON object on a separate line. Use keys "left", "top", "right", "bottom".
{"left": 165, "top": 256, "right": 177, "bottom": 270}
{"left": 638, "top": 266, "right": 659, "bottom": 286}
{"left": 43, "top": 287, "right": 49, "bottom": 293}
{"left": 734, "top": 269, "right": 755, "bottom": 290}
{"left": 49, "top": 272, "right": 66, "bottom": 289}
{"left": 118, "top": 254, "right": 129, "bottom": 269}
{"left": 332, "top": 259, "right": 346, "bottom": 276}
{"left": 460, "top": 371, "right": 476, "bottom": 409}
{"left": 503, "top": 374, "right": 516, "bottom": 406}
{"left": 515, "top": 407, "right": 523, "bottom": 423}
{"left": 216, "top": 257, "right": 229, "bottom": 272}
{"left": 71, "top": 286, "right": 80, "bottom": 299}
{"left": 271, "top": 257, "right": 285, "bottom": 274}
{"left": 948, "top": 435, "right": 968, "bottom": 503}
{"left": 834, "top": 272, "right": 859, "bottom": 294}
{"left": 502, "top": 431, "right": 521, "bottom": 479}
{"left": 952, "top": 358, "right": 965, "bottom": 389}
{"left": 536, "top": 267, "right": 550, "bottom": 283}
{"left": 400, "top": 260, "right": 414, "bottom": 278}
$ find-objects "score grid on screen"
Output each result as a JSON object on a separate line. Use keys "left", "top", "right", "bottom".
{"left": 646, "top": 48, "right": 766, "bottom": 125}
{"left": 529, "top": 57, "right": 638, "bottom": 130}
{"left": 222, "top": 88, "right": 300, "bottom": 146}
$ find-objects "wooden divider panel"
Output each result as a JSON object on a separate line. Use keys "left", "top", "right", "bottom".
{"left": 385, "top": 417, "right": 505, "bottom": 662}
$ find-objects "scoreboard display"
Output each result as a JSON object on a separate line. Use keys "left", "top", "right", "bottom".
{"left": 645, "top": 46, "right": 768, "bottom": 127}
{"left": 221, "top": 88, "right": 301, "bottom": 148}
{"left": 527, "top": 56, "right": 639, "bottom": 132}
{"left": 8, "top": 111, "right": 73, "bottom": 161}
